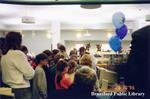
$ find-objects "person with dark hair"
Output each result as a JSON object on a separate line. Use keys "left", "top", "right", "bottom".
{"left": 55, "top": 60, "right": 72, "bottom": 90}
{"left": 52, "top": 49, "right": 59, "bottom": 57}
{"left": 43, "top": 50, "right": 53, "bottom": 67}
{"left": 64, "top": 60, "right": 77, "bottom": 85}
{"left": 115, "top": 26, "right": 150, "bottom": 99}
{"left": 0, "top": 37, "right": 5, "bottom": 87}
{"left": 48, "top": 52, "right": 65, "bottom": 97}
{"left": 3, "top": 32, "right": 22, "bottom": 54}
{"left": 20, "top": 45, "right": 37, "bottom": 69}
{"left": 58, "top": 45, "right": 69, "bottom": 59}
{"left": 43, "top": 50, "right": 52, "bottom": 56}
{"left": 57, "top": 43, "right": 62, "bottom": 49}
{"left": 32, "top": 53, "right": 48, "bottom": 99}
{"left": 1, "top": 32, "right": 35, "bottom": 99}
{"left": 0, "top": 37, "right": 5, "bottom": 54}
{"left": 59, "top": 45, "right": 66, "bottom": 52}
{"left": 79, "top": 46, "right": 86, "bottom": 58}
{"left": 20, "top": 45, "right": 28, "bottom": 55}
{"left": 67, "top": 66, "right": 98, "bottom": 99}
{"left": 42, "top": 50, "right": 54, "bottom": 99}
{"left": 125, "top": 26, "right": 150, "bottom": 99}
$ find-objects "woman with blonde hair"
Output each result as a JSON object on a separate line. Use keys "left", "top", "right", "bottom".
{"left": 79, "top": 54, "right": 92, "bottom": 67}
{"left": 79, "top": 54, "right": 100, "bottom": 92}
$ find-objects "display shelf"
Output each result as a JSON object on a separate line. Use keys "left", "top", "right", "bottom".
{"left": 95, "top": 51, "right": 128, "bottom": 70}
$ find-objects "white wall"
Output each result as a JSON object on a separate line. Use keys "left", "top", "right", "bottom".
{"left": 22, "top": 30, "right": 52, "bottom": 55}
{"left": 61, "top": 29, "right": 132, "bottom": 42}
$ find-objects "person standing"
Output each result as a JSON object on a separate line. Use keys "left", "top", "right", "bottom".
{"left": 67, "top": 66, "right": 98, "bottom": 99}
{"left": 0, "top": 37, "right": 5, "bottom": 87}
{"left": 1, "top": 32, "right": 35, "bottom": 99}
{"left": 32, "top": 53, "right": 48, "bottom": 99}
{"left": 55, "top": 60, "right": 72, "bottom": 90}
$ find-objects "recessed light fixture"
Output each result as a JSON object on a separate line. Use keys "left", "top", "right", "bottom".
{"left": 107, "top": 33, "right": 113, "bottom": 39}
{"left": 46, "top": 33, "right": 52, "bottom": 39}
{"left": 76, "top": 33, "right": 82, "bottom": 38}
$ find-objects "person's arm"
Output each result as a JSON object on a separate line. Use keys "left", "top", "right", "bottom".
{"left": 36, "top": 69, "right": 47, "bottom": 99}
{"left": 13, "top": 51, "right": 35, "bottom": 80}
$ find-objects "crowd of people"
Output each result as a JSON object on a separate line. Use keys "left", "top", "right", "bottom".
{"left": 0, "top": 25, "right": 150, "bottom": 99}
{"left": 0, "top": 31, "right": 100, "bottom": 99}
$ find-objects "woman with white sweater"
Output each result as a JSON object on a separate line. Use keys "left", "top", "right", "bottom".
{"left": 1, "top": 32, "right": 35, "bottom": 99}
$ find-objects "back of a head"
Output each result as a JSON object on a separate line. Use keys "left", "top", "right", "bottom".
{"left": 56, "top": 60, "right": 68, "bottom": 73}
{"left": 54, "top": 53, "right": 65, "bottom": 64}
{"left": 74, "top": 66, "right": 96, "bottom": 91}
{"left": 56, "top": 60, "right": 68, "bottom": 86}
{"left": 4, "top": 31, "right": 22, "bottom": 54}
{"left": 43, "top": 50, "right": 52, "bottom": 57}
{"left": 59, "top": 45, "right": 66, "bottom": 52}
{"left": 79, "top": 47, "right": 86, "bottom": 53}
{"left": 131, "top": 25, "right": 150, "bottom": 53}
{"left": 0, "top": 37, "right": 5, "bottom": 49}
{"left": 52, "top": 49, "right": 59, "bottom": 56}
{"left": 20, "top": 45, "right": 28, "bottom": 54}
{"left": 79, "top": 54, "right": 92, "bottom": 67}
{"left": 68, "top": 60, "right": 77, "bottom": 73}
{"left": 57, "top": 43, "right": 62, "bottom": 49}
{"left": 35, "top": 53, "right": 48, "bottom": 65}
{"left": 0, "top": 37, "right": 5, "bottom": 54}
{"left": 69, "top": 50, "right": 76, "bottom": 56}
{"left": 70, "top": 54, "right": 78, "bottom": 62}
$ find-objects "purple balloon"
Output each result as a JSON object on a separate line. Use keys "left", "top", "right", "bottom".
{"left": 116, "top": 24, "right": 128, "bottom": 40}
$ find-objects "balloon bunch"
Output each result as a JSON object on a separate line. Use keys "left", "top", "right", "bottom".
{"left": 109, "top": 12, "right": 128, "bottom": 52}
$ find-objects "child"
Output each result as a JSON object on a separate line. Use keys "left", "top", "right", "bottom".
{"left": 65, "top": 60, "right": 77, "bottom": 84}
{"left": 55, "top": 60, "right": 72, "bottom": 90}
{"left": 32, "top": 53, "right": 48, "bottom": 99}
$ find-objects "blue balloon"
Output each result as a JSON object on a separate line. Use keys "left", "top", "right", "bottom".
{"left": 116, "top": 24, "right": 128, "bottom": 40}
{"left": 109, "top": 36, "right": 121, "bottom": 52}
{"left": 112, "top": 12, "right": 125, "bottom": 29}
